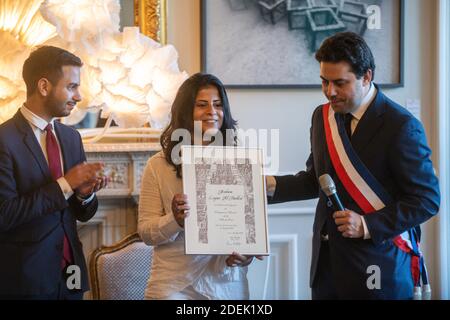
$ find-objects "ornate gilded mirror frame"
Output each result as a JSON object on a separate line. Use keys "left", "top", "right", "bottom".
{"left": 134, "top": 0, "right": 167, "bottom": 44}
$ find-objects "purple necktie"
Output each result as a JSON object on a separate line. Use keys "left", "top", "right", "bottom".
{"left": 344, "top": 113, "right": 353, "bottom": 140}
{"left": 45, "top": 123, "right": 73, "bottom": 269}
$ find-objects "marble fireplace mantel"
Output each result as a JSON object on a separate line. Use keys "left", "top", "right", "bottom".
{"left": 84, "top": 142, "right": 161, "bottom": 201}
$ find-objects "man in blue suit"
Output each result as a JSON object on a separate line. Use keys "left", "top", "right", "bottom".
{"left": 0, "top": 46, "right": 108, "bottom": 299}
{"left": 267, "top": 32, "right": 440, "bottom": 299}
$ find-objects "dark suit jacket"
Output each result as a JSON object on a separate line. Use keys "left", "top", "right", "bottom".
{"left": 272, "top": 86, "right": 440, "bottom": 299}
{"left": 0, "top": 110, "right": 98, "bottom": 295}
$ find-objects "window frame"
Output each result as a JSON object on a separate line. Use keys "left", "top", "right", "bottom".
{"left": 437, "top": 0, "right": 450, "bottom": 300}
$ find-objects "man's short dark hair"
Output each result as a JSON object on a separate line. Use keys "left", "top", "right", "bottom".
{"left": 315, "top": 32, "right": 376, "bottom": 80}
{"left": 22, "top": 46, "right": 83, "bottom": 97}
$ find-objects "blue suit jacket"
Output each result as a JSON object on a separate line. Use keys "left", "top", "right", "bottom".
{"left": 0, "top": 111, "right": 98, "bottom": 295}
{"left": 272, "top": 86, "right": 440, "bottom": 299}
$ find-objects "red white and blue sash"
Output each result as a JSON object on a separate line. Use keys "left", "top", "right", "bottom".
{"left": 322, "top": 103, "right": 425, "bottom": 289}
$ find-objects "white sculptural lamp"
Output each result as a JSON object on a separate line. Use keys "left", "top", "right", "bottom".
{"left": 0, "top": 0, "right": 187, "bottom": 144}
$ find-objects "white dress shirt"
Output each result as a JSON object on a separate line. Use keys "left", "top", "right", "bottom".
{"left": 266, "top": 83, "right": 377, "bottom": 239}
{"left": 348, "top": 82, "right": 377, "bottom": 137}
{"left": 20, "top": 105, "right": 94, "bottom": 204}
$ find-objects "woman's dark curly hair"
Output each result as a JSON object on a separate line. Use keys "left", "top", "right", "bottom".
{"left": 315, "top": 32, "right": 376, "bottom": 80}
{"left": 160, "top": 73, "right": 238, "bottom": 178}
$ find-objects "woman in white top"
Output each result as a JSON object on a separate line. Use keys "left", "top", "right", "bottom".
{"left": 138, "top": 73, "right": 260, "bottom": 300}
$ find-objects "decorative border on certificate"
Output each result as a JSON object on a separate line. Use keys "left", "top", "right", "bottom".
{"left": 182, "top": 146, "right": 269, "bottom": 255}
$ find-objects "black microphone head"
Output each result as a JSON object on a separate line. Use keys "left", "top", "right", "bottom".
{"left": 319, "top": 174, "right": 337, "bottom": 197}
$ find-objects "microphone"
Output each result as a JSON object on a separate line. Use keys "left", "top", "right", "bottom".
{"left": 319, "top": 174, "right": 345, "bottom": 211}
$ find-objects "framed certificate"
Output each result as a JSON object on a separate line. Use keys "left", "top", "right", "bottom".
{"left": 181, "top": 146, "right": 269, "bottom": 255}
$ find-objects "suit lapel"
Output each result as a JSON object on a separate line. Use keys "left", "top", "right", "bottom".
{"left": 350, "top": 87, "right": 386, "bottom": 155}
{"left": 54, "top": 121, "right": 71, "bottom": 173}
{"left": 14, "top": 111, "right": 51, "bottom": 179}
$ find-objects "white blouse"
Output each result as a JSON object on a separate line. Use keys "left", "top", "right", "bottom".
{"left": 138, "top": 151, "right": 249, "bottom": 299}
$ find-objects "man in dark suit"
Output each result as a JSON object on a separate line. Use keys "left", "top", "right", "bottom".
{"left": 0, "top": 46, "right": 108, "bottom": 300}
{"left": 266, "top": 32, "right": 440, "bottom": 299}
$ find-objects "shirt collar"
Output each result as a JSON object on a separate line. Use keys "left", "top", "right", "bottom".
{"left": 20, "top": 105, "right": 55, "bottom": 131}
{"left": 351, "top": 83, "right": 377, "bottom": 121}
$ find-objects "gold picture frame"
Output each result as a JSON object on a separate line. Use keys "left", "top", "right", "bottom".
{"left": 134, "top": 0, "right": 167, "bottom": 44}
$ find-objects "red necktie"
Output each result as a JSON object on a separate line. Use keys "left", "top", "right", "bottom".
{"left": 45, "top": 123, "right": 73, "bottom": 269}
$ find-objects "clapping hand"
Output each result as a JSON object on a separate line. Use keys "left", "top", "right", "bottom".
{"left": 77, "top": 176, "right": 109, "bottom": 197}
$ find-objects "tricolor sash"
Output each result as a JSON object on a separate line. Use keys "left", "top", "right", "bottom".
{"left": 322, "top": 103, "right": 428, "bottom": 295}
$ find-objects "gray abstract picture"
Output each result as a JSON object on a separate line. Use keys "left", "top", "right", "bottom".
{"left": 202, "top": 0, "right": 403, "bottom": 87}
{"left": 194, "top": 157, "right": 256, "bottom": 245}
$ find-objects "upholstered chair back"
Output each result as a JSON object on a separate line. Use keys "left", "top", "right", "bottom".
{"left": 89, "top": 233, "right": 153, "bottom": 300}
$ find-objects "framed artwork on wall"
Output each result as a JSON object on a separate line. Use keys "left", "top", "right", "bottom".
{"left": 133, "top": 0, "right": 167, "bottom": 44}
{"left": 201, "top": 0, "right": 404, "bottom": 88}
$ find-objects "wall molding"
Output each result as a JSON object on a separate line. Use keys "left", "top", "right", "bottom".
{"left": 267, "top": 234, "right": 299, "bottom": 300}
{"left": 268, "top": 207, "right": 316, "bottom": 216}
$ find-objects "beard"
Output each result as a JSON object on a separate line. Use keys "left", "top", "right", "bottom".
{"left": 329, "top": 87, "right": 365, "bottom": 114}
{"left": 45, "top": 92, "right": 71, "bottom": 118}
